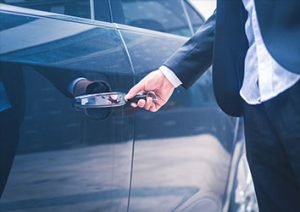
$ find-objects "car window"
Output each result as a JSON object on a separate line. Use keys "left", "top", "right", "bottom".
{"left": 183, "top": 1, "right": 204, "bottom": 34}
{"left": 113, "top": 0, "right": 192, "bottom": 37}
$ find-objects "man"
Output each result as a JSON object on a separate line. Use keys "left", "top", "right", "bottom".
{"left": 126, "top": 0, "right": 300, "bottom": 211}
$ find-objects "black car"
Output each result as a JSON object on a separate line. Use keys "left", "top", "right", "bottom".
{"left": 0, "top": 0, "right": 257, "bottom": 211}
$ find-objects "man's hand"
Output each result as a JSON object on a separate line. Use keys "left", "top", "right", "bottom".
{"left": 125, "top": 70, "right": 175, "bottom": 112}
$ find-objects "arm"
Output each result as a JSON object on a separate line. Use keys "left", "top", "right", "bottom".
{"left": 126, "top": 11, "right": 216, "bottom": 112}
{"left": 163, "top": 11, "right": 216, "bottom": 89}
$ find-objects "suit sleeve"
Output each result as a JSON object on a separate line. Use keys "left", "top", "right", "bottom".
{"left": 163, "top": 11, "right": 216, "bottom": 89}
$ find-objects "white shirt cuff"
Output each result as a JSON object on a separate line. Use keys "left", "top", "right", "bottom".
{"left": 159, "top": 66, "right": 182, "bottom": 88}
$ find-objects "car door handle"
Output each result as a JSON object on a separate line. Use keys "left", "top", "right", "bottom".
{"left": 73, "top": 92, "right": 156, "bottom": 109}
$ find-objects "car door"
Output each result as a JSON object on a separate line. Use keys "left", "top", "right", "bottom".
{"left": 109, "top": 0, "right": 238, "bottom": 211}
{"left": 0, "top": 3, "right": 134, "bottom": 211}
{"left": 118, "top": 25, "right": 237, "bottom": 212}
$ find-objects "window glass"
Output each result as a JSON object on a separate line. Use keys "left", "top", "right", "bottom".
{"left": 2, "top": 0, "right": 91, "bottom": 19}
{"left": 184, "top": 1, "right": 204, "bottom": 34}
{"left": 117, "top": 0, "right": 192, "bottom": 36}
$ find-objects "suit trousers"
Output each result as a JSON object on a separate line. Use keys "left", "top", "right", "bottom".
{"left": 243, "top": 81, "right": 300, "bottom": 212}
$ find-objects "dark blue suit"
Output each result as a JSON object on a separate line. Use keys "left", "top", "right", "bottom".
{"left": 164, "top": 0, "right": 300, "bottom": 211}
{"left": 165, "top": 0, "right": 300, "bottom": 117}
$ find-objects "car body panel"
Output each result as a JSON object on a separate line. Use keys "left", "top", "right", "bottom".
{"left": 119, "top": 29, "right": 237, "bottom": 210}
{"left": 0, "top": 1, "right": 247, "bottom": 211}
{"left": 0, "top": 6, "right": 135, "bottom": 211}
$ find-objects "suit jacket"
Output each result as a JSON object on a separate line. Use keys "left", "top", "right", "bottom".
{"left": 164, "top": 0, "right": 300, "bottom": 117}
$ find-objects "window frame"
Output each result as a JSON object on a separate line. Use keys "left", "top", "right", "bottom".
{"left": 183, "top": 0, "right": 205, "bottom": 35}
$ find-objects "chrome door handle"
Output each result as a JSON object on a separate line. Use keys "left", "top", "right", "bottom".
{"left": 73, "top": 92, "right": 156, "bottom": 109}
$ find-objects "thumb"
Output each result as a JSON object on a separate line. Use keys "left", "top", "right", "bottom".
{"left": 125, "top": 81, "right": 145, "bottom": 100}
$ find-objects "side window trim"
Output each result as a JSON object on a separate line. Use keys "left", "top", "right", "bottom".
{"left": 90, "top": 0, "right": 95, "bottom": 20}
{"left": 181, "top": 0, "right": 194, "bottom": 35}
{"left": 183, "top": 0, "right": 205, "bottom": 35}
{"left": 107, "top": 0, "right": 114, "bottom": 22}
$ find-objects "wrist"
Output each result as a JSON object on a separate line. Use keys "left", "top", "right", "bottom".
{"left": 159, "top": 70, "right": 175, "bottom": 90}
{"left": 159, "top": 66, "right": 182, "bottom": 88}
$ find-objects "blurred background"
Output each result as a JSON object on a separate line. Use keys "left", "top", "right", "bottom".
{"left": 191, "top": 0, "right": 216, "bottom": 19}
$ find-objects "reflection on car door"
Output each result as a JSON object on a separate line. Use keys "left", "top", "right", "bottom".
{"left": 0, "top": 6, "right": 134, "bottom": 211}
{"left": 119, "top": 28, "right": 237, "bottom": 211}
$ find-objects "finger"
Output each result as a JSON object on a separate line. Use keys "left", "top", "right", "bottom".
{"left": 125, "top": 81, "right": 145, "bottom": 100}
{"left": 149, "top": 103, "right": 160, "bottom": 112}
{"left": 131, "top": 102, "right": 137, "bottom": 108}
{"left": 144, "top": 97, "right": 153, "bottom": 110}
{"left": 149, "top": 105, "right": 155, "bottom": 112}
{"left": 137, "top": 99, "right": 146, "bottom": 108}
{"left": 149, "top": 106, "right": 157, "bottom": 112}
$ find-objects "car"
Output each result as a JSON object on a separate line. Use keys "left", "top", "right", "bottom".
{"left": 0, "top": 0, "right": 257, "bottom": 211}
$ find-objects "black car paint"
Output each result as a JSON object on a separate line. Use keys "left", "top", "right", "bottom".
{"left": 0, "top": 2, "right": 241, "bottom": 211}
